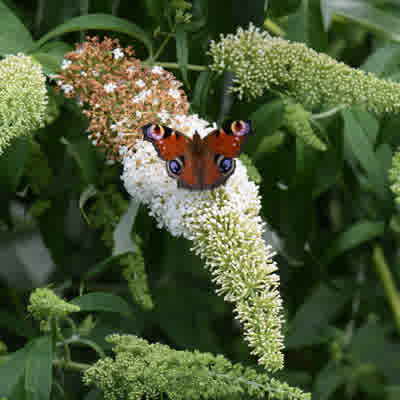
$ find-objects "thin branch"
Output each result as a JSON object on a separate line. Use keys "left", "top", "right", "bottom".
{"left": 372, "top": 245, "right": 400, "bottom": 336}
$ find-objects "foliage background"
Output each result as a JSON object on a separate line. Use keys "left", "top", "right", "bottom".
{"left": 1, "top": 0, "right": 400, "bottom": 399}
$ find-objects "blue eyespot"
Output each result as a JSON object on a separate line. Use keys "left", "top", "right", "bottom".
{"left": 168, "top": 159, "right": 183, "bottom": 176}
{"left": 219, "top": 157, "right": 233, "bottom": 173}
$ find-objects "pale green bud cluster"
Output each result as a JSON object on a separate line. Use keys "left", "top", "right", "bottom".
{"left": 0, "top": 54, "right": 47, "bottom": 154}
{"left": 27, "top": 288, "right": 80, "bottom": 331}
{"left": 282, "top": 101, "right": 327, "bottom": 151}
{"left": 209, "top": 24, "right": 400, "bottom": 115}
{"left": 121, "top": 245, "right": 154, "bottom": 310}
{"left": 171, "top": 0, "right": 192, "bottom": 24}
{"left": 389, "top": 150, "right": 400, "bottom": 203}
{"left": 83, "top": 334, "right": 310, "bottom": 400}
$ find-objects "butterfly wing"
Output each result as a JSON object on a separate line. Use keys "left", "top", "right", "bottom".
{"left": 142, "top": 124, "right": 190, "bottom": 160}
{"left": 142, "top": 121, "right": 254, "bottom": 191}
{"left": 204, "top": 120, "right": 253, "bottom": 158}
{"left": 178, "top": 150, "right": 228, "bottom": 190}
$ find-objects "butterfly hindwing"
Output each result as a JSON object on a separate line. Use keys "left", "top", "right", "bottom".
{"left": 177, "top": 151, "right": 231, "bottom": 191}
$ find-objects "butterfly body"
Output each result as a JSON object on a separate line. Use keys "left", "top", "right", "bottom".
{"left": 142, "top": 120, "right": 253, "bottom": 191}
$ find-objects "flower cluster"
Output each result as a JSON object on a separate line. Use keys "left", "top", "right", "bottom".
{"left": 83, "top": 334, "right": 310, "bottom": 400}
{"left": 59, "top": 38, "right": 284, "bottom": 371}
{"left": 57, "top": 37, "right": 189, "bottom": 159}
{"left": 27, "top": 288, "right": 80, "bottom": 331}
{"left": 209, "top": 24, "right": 400, "bottom": 115}
{"left": 389, "top": 150, "right": 400, "bottom": 203}
{"left": 282, "top": 101, "right": 326, "bottom": 151}
{"left": 0, "top": 54, "right": 47, "bottom": 154}
{"left": 120, "top": 239, "right": 154, "bottom": 311}
{"left": 122, "top": 114, "right": 284, "bottom": 371}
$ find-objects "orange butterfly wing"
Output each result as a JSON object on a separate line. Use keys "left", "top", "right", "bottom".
{"left": 178, "top": 151, "right": 227, "bottom": 190}
{"left": 142, "top": 120, "right": 254, "bottom": 191}
{"left": 204, "top": 120, "right": 253, "bottom": 158}
{"left": 142, "top": 124, "right": 190, "bottom": 160}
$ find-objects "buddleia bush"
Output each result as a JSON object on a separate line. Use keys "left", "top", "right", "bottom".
{"left": 2, "top": 1, "right": 400, "bottom": 400}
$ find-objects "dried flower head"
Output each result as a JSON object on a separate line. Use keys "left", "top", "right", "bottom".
{"left": 209, "top": 24, "right": 400, "bottom": 115}
{"left": 57, "top": 37, "right": 189, "bottom": 159}
{"left": 0, "top": 54, "right": 47, "bottom": 154}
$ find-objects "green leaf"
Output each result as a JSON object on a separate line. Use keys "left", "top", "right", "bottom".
{"left": 113, "top": 199, "right": 140, "bottom": 256}
{"left": 342, "top": 109, "right": 389, "bottom": 202}
{"left": 84, "top": 254, "right": 124, "bottom": 279}
{"left": 191, "top": 70, "right": 211, "bottom": 115}
{"left": 71, "top": 292, "right": 132, "bottom": 317}
{"left": 0, "top": 310, "right": 35, "bottom": 338}
{"left": 0, "top": 137, "right": 30, "bottom": 193}
{"left": 0, "top": 346, "right": 28, "bottom": 397}
{"left": 35, "top": 14, "right": 153, "bottom": 56}
{"left": 387, "top": 386, "right": 400, "bottom": 400}
{"left": 321, "top": 0, "right": 400, "bottom": 42}
{"left": 361, "top": 43, "right": 400, "bottom": 76}
{"left": 247, "top": 100, "right": 284, "bottom": 155}
{"left": 61, "top": 136, "right": 99, "bottom": 184}
{"left": 79, "top": 184, "right": 98, "bottom": 224}
{"left": 25, "top": 336, "right": 52, "bottom": 400}
{"left": 32, "top": 52, "right": 63, "bottom": 75}
{"left": 0, "top": 0, "right": 34, "bottom": 55}
{"left": 32, "top": 40, "right": 73, "bottom": 75}
{"left": 176, "top": 24, "right": 189, "bottom": 83}
{"left": 312, "top": 361, "right": 344, "bottom": 400}
{"left": 322, "top": 220, "right": 385, "bottom": 265}
{"left": 349, "top": 319, "right": 400, "bottom": 383}
{"left": 144, "top": 0, "right": 169, "bottom": 22}
{"left": 287, "top": 0, "right": 328, "bottom": 52}
{"left": 286, "top": 282, "right": 350, "bottom": 349}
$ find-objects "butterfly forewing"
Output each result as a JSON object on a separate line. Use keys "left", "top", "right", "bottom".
{"left": 204, "top": 120, "right": 253, "bottom": 158}
{"left": 142, "top": 124, "right": 190, "bottom": 160}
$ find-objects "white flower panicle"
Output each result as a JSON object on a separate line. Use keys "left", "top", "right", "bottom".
{"left": 122, "top": 114, "right": 284, "bottom": 371}
{"left": 0, "top": 54, "right": 48, "bottom": 154}
{"left": 209, "top": 24, "right": 400, "bottom": 115}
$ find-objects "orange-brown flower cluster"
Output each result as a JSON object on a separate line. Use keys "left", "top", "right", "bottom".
{"left": 57, "top": 37, "right": 189, "bottom": 159}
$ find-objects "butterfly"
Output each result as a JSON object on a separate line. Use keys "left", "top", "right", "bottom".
{"left": 142, "top": 120, "right": 254, "bottom": 191}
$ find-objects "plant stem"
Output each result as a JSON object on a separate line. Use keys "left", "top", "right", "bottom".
{"left": 56, "top": 317, "right": 71, "bottom": 363}
{"left": 152, "top": 33, "right": 173, "bottom": 62}
{"left": 53, "top": 359, "right": 90, "bottom": 371}
{"left": 159, "top": 62, "right": 207, "bottom": 71}
{"left": 312, "top": 105, "right": 346, "bottom": 120}
{"left": 263, "top": 18, "right": 286, "bottom": 37}
{"left": 372, "top": 245, "right": 400, "bottom": 335}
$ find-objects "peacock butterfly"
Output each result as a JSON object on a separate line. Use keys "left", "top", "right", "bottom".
{"left": 142, "top": 120, "right": 254, "bottom": 191}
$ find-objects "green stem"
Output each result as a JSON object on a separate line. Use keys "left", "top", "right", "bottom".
{"left": 263, "top": 18, "right": 286, "bottom": 37}
{"left": 56, "top": 317, "right": 71, "bottom": 363}
{"left": 312, "top": 105, "right": 346, "bottom": 120}
{"left": 159, "top": 62, "right": 207, "bottom": 71}
{"left": 151, "top": 33, "right": 174, "bottom": 62}
{"left": 53, "top": 359, "right": 90, "bottom": 371}
{"left": 59, "top": 335, "right": 105, "bottom": 358}
{"left": 372, "top": 245, "right": 400, "bottom": 335}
